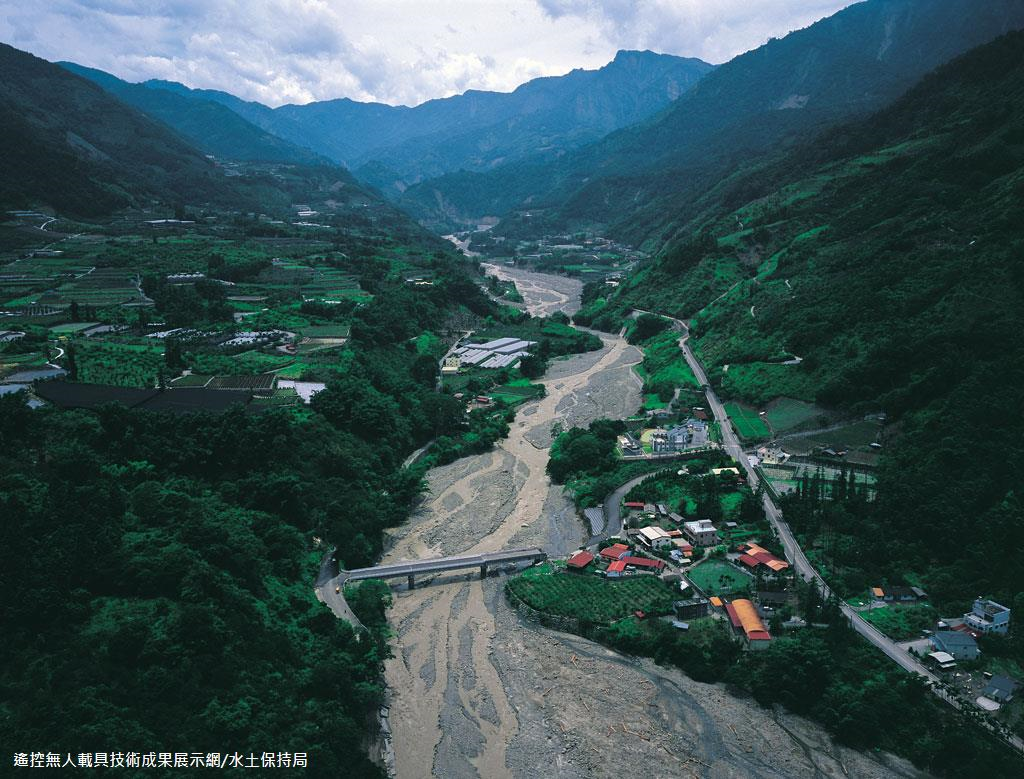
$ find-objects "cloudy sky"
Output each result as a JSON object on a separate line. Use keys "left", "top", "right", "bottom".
{"left": 1, "top": 1, "right": 854, "bottom": 107}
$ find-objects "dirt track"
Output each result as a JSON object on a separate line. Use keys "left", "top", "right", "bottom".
{"left": 379, "top": 267, "right": 917, "bottom": 779}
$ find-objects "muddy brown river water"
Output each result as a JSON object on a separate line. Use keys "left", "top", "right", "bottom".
{"left": 377, "top": 266, "right": 921, "bottom": 779}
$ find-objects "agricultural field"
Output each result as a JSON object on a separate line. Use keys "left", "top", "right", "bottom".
{"left": 170, "top": 373, "right": 213, "bottom": 387}
{"left": 763, "top": 397, "right": 829, "bottom": 433}
{"left": 300, "top": 324, "right": 350, "bottom": 338}
{"left": 507, "top": 562, "right": 676, "bottom": 624}
{"left": 781, "top": 419, "right": 884, "bottom": 459}
{"left": 73, "top": 339, "right": 165, "bottom": 387}
{"left": 490, "top": 379, "right": 544, "bottom": 406}
{"left": 413, "top": 331, "right": 444, "bottom": 357}
{"left": 686, "top": 559, "right": 752, "bottom": 596}
{"left": 861, "top": 604, "right": 938, "bottom": 641}
{"left": 723, "top": 401, "right": 770, "bottom": 440}
{"left": 187, "top": 350, "right": 294, "bottom": 376}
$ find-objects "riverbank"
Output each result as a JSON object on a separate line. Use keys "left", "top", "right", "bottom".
{"left": 375, "top": 266, "right": 916, "bottom": 778}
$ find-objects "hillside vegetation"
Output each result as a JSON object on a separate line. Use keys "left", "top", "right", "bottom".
{"left": 0, "top": 44, "right": 373, "bottom": 218}
{"left": 618, "top": 31, "right": 1024, "bottom": 606}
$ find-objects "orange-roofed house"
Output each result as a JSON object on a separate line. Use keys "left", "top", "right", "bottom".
{"left": 709, "top": 596, "right": 724, "bottom": 609}
{"left": 724, "top": 598, "right": 772, "bottom": 649}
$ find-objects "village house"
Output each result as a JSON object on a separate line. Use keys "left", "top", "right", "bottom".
{"left": 927, "top": 651, "right": 957, "bottom": 671}
{"left": 982, "top": 675, "right": 1019, "bottom": 704}
{"left": 566, "top": 550, "right": 595, "bottom": 572}
{"left": 963, "top": 598, "right": 1011, "bottom": 634}
{"left": 674, "top": 596, "right": 710, "bottom": 620}
{"left": 737, "top": 542, "right": 791, "bottom": 574}
{"left": 606, "top": 560, "right": 628, "bottom": 578}
{"left": 684, "top": 519, "right": 719, "bottom": 547}
{"left": 638, "top": 525, "right": 673, "bottom": 550}
{"left": 930, "top": 629, "right": 980, "bottom": 661}
{"left": 599, "top": 543, "right": 630, "bottom": 562}
{"left": 871, "top": 585, "right": 928, "bottom": 602}
{"left": 618, "top": 434, "right": 642, "bottom": 455}
{"left": 621, "top": 556, "right": 666, "bottom": 572}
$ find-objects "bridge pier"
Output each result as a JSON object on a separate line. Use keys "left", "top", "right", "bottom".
{"left": 408, "top": 574, "right": 415, "bottom": 590}
{"left": 479, "top": 563, "right": 488, "bottom": 580}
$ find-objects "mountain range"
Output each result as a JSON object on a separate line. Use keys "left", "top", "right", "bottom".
{"left": 399, "top": 0, "right": 1024, "bottom": 238}
{"left": 63, "top": 49, "right": 713, "bottom": 201}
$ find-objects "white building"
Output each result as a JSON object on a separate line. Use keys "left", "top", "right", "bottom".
{"left": 637, "top": 526, "right": 673, "bottom": 550}
{"left": 683, "top": 519, "right": 719, "bottom": 547}
{"left": 964, "top": 598, "right": 1011, "bottom": 634}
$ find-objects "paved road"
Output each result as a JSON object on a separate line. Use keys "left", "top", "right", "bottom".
{"left": 639, "top": 309, "right": 1024, "bottom": 755}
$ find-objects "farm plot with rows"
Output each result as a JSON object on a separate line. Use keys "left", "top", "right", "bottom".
{"left": 507, "top": 563, "right": 676, "bottom": 624}
{"left": 723, "top": 401, "right": 770, "bottom": 440}
{"left": 207, "top": 374, "right": 276, "bottom": 391}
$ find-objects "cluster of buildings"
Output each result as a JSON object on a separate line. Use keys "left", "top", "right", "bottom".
{"left": 736, "top": 542, "right": 791, "bottom": 574}
{"left": 926, "top": 598, "right": 1012, "bottom": 667}
{"left": 594, "top": 543, "right": 667, "bottom": 577}
{"left": 617, "top": 417, "right": 710, "bottom": 457}
{"left": 445, "top": 336, "right": 537, "bottom": 371}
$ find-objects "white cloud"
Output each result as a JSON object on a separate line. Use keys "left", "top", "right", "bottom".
{"left": 0, "top": 0, "right": 855, "bottom": 106}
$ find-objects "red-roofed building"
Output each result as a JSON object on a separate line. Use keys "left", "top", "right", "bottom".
{"left": 566, "top": 550, "right": 595, "bottom": 570}
{"left": 606, "top": 560, "right": 627, "bottom": 577}
{"left": 738, "top": 554, "right": 760, "bottom": 569}
{"left": 622, "top": 556, "right": 665, "bottom": 571}
{"left": 600, "top": 543, "right": 630, "bottom": 562}
{"left": 624, "top": 501, "right": 645, "bottom": 510}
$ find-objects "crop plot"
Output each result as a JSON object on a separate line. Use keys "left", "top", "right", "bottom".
{"left": 507, "top": 564, "right": 676, "bottom": 624}
{"left": 723, "top": 401, "right": 770, "bottom": 440}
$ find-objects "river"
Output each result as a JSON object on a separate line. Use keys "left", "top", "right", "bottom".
{"left": 376, "top": 266, "right": 918, "bottom": 779}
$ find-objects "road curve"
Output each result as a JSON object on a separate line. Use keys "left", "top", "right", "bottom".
{"left": 636, "top": 309, "right": 1024, "bottom": 755}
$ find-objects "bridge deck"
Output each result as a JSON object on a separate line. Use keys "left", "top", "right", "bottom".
{"left": 340, "top": 547, "right": 546, "bottom": 582}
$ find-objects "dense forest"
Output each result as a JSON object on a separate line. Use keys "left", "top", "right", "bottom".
{"left": 0, "top": 396, "right": 396, "bottom": 776}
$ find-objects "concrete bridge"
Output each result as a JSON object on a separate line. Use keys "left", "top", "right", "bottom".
{"left": 338, "top": 547, "right": 548, "bottom": 590}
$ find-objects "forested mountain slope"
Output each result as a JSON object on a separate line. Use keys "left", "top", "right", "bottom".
{"left": 59, "top": 62, "right": 329, "bottom": 166}
{"left": 0, "top": 42, "right": 235, "bottom": 216}
{"left": 608, "top": 30, "right": 1024, "bottom": 606}
{"left": 402, "top": 0, "right": 1024, "bottom": 237}
{"left": 0, "top": 43, "right": 431, "bottom": 226}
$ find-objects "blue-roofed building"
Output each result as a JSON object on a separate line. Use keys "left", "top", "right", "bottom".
{"left": 930, "top": 630, "right": 979, "bottom": 661}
